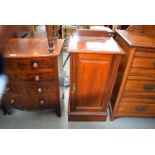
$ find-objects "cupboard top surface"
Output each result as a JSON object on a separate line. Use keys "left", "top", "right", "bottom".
{"left": 116, "top": 30, "right": 155, "bottom": 48}
{"left": 4, "top": 39, "right": 64, "bottom": 58}
{"left": 69, "top": 30, "right": 124, "bottom": 55}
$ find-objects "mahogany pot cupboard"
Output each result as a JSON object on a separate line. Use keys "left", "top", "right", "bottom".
{"left": 68, "top": 30, "right": 124, "bottom": 121}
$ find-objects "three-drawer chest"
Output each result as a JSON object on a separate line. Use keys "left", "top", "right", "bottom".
{"left": 2, "top": 38, "right": 64, "bottom": 116}
{"left": 110, "top": 27, "right": 155, "bottom": 120}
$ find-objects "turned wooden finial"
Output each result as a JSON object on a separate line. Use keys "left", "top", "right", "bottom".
{"left": 45, "top": 25, "right": 57, "bottom": 52}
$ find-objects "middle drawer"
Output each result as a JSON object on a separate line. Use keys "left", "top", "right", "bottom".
{"left": 6, "top": 69, "right": 56, "bottom": 82}
{"left": 5, "top": 82, "right": 58, "bottom": 95}
{"left": 125, "top": 79, "right": 155, "bottom": 92}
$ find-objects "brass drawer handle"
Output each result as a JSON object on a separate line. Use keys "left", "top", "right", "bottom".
{"left": 10, "top": 99, "right": 15, "bottom": 104}
{"left": 152, "top": 61, "right": 155, "bottom": 67}
{"left": 40, "top": 100, "right": 44, "bottom": 105}
{"left": 35, "top": 75, "right": 40, "bottom": 82}
{"left": 32, "top": 62, "right": 38, "bottom": 69}
{"left": 136, "top": 106, "right": 147, "bottom": 112}
{"left": 37, "top": 88, "right": 42, "bottom": 93}
{"left": 143, "top": 84, "right": 155, "bottom": 90}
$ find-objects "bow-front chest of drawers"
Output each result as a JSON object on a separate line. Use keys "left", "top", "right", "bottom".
{"left": 110, "top": 29, "right": 155, "bottom": 120}
{"left": 2, "top": 38, "right": 64, "bottom": 116}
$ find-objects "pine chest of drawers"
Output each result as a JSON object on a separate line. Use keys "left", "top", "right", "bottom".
{"left": 68, "top": 30, "right": 124, "bottom": 121}
{"left": 2, "top": 38, "right": 64, "bottom": 116}
{"left": 110, "top": 28, "right": 155, "bottom": 120}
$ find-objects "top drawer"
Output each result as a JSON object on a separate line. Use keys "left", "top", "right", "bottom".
{"left": 134, "top": 51, "right": 155, "bottom": 58}
{"left": 132, "top": 57, "right": 155, "bottom": 69}
{"left": 5, "top": 57, "right": 56, "bottom": 71}
{"left": 130, "top": 51, "right": 155, "bottom": 75}
{"left": 132, "top": 51, "right": 155, "bottom": 68}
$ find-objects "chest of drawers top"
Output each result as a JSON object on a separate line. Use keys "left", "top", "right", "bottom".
{"left": 4, "top": 38, "right": 64, "bottom": 58}
{"left": 116, "top": 29, "right": 155, "bottom": 49}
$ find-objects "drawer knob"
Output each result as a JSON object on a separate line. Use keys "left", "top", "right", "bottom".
{"left": 40, "top": 100, "right": 44, "bottom": 105}
{"left": 10, "top": 99, "right": 15, "bottom": 104}
{"left": 37, "top": 88, "right": 42, "bottom": 93}
{"left": 6, "top": 87, "right": 10, "bottom": 92}
{"left": 35, "top": 75, "right": 40, "bottom": 82}
{"left": 33, "top": 62, "right": 38, "bottom": 69}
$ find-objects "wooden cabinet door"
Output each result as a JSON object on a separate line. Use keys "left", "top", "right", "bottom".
{"left": 70, "top": 53, "right": 112, "bottom": 112}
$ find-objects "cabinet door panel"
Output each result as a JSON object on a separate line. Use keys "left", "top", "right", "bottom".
{"left": 71, "top": 54, "right": 112, "bottom": 112}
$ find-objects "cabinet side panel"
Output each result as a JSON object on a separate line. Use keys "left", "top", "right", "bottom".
{"left": 111, "top": 34, "right": 133, "bottom": 110}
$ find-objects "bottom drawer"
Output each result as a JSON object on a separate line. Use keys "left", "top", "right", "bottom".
{"left": 29, "top": 94, "right": 59, "bottom": 110}
{"left": 118, "top": 98, "right": 155, "bottom": 114}
{"left": 2, "top": 94, "right": 33, "bottom": 111}
{"left": 2, "top": 93, "right": 59, "bottom": 111}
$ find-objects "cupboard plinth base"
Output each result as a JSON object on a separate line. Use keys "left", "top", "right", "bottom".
{"left": 68, "top": 111, "right": 107, "bottom": 121}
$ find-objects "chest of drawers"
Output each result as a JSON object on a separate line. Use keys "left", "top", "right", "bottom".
{"left": 68, "top": 30, "right": 124, "bottom": 121}
{"left": 2, "top": 38, "right": 64, "bottom": 116}
{"left": 110, "top": 27, "right": 155, "bottom": 120}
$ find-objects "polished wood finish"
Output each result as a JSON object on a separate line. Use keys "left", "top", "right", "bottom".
{"left": 127, "top": 25, "right": 155, "bottom": 38}
{"left": 2, "top": 38, "right": 64, "bottom": 116}
{"left": 68, "top": 29, "right": 124, "bottom": 121}
{"left": 110, "top": 26, "right": 155, "bottom": 120}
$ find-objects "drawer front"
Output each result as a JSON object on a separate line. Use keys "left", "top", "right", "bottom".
{"left": 130, "top": 68, "right": 155, "bottom": 75}
{"left": 2, "top": 93, "right": 58, "bottom": 111}
{"left": 128, "top": 75, "right": 155, "bottom": 81}
{"left": 2, "top": 94, "right": 33, "bottom": 110}
{"left": 123, "top": 91, "right": 155, "bottom": 98}
{"left": 4, "top": 83, "right": 24, "bottom": 94}
{"left": 29, "top": 94, "right": 58, "bottom": 109}
{"left": 131, "top": 57, "right": 155, "bottom": 69}
{"left": 118, "top": 101, "right": 155, "bottom": 114}
{"left": 5, "top": 57, "right": 56, "bottom": 71}
{"left": 23, "top": 82, "right": 57, "bottom": 95}
{"left": 135, "top": 51, "right": 155, "bottom": 58}
{"left": 4, "top": 82, "right": 58, "bottom": 97}
{"left": 6, "top": 69, "right": 56, "bottom": 82}
{"left": 121, "top": 97, "right": 155, "bottom": 104}
{"left": 125, "top": 80, "right": 155, "bottom": 92}
{"left": 130, "top": 51, "right": 155, "bottom": 75}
